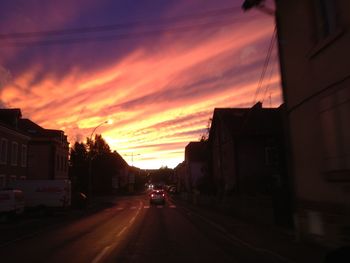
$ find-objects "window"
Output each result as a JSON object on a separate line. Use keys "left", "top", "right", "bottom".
{"left": 0, "top": 175, "right": 5, "bottom": 188}
{"left": 21, "top": 145, "right": 27, "bottom": 167}
{"left": 319, "top": 88, "right": 350, "bottom": 180}
{"left": 65, "top": 159, "right": 68, "bottom": 172}
{"left": 314, "top": 0, "right": 338, "bottom": 39}
{"left": 0, "top": 138, "right": 8, "bottom": 164}
{"left": 9, "top": 175, "right": 16, "bottom": 183}
{"left": 56, "top": 155, "right": 60, "bottom": 171}
{"left": 60, "top": 156, "right": 63, "bottom": 171}
{"left": 11, "top": 142, "right": 18, "bottom": 166}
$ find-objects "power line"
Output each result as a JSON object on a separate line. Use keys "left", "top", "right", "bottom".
{"left": 0, "top": 19, "right": 241, "bottom": 47}
{"left": 262, "top": 47, "right": 277, "bottom": 106}
{"left": 0, "top": 6, "right": 242, "bottom": 40}
{"left": 251, "top": 26, "right": 276, "bottom": 105}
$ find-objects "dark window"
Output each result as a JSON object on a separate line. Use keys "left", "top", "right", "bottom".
{"left": 56, "top": 155, "right": 60, "bottom": 171}
{"left": 21, "top": 145, "right": 27, "bottom": 167}
{"left": 0, "top": 139, "right": 8, "bottom": 164}
{"left": 11, "top": 142, "right": 18, "bottom": 166}
{"left": 319, "top": 89, "right": 350, "bottom": 180}
{"left": 314, "top": 0, "right": 338, "bottom": 39}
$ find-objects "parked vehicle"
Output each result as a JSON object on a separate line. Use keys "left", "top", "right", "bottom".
{"left": 8, "top": 180, "right": 71, "bottom": 213}
{"left": 0, "top": 189, "right": 25, "bottom": 220}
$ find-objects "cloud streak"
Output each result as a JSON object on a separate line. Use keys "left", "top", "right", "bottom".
{"left": 0, "top": 0, "right": 281, "bottom": 168}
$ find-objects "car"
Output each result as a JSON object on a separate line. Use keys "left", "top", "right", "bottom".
{"left": 149, "top": 190, "right": 166, "bottom": 205}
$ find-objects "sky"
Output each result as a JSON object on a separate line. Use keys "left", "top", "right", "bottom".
{"left": 0, "top": 0, "right": 281, "bottom": 169}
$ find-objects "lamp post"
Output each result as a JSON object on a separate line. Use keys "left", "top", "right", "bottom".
{"left": 88, "top": 120, "right": 111, "bottom": 201}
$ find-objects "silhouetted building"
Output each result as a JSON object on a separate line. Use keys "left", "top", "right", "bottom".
{"left": 209, "top": 102, "right": 290, "bottom": 226}
{"left": 18, "top": 119, "right": 69, "bottom": 180}
{"left": 275, "top": 0, "right": 350, "bottom": 245}
{"left": 111, "top": 150, "right": 129, "bottom": 192}
{"left": 174, "top": 161, "right": 185, "bottom": 191}
{"left": 0, "top": 109, "right": 30, "bottom": 187}
{"left": 184, "top": 141, "right": 208, "bottom": 193}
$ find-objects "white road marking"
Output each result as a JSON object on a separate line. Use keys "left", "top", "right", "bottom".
{"left": 91, "top": 246, "right": 110, "bottom": 263}
{"left": 156, "top": 205, "right": 163, "bottom": 208}
{"left": 144, "top": 206, "right": 150, "bottom": 209}
{"left": 117, "top": 226, "right": 128, "bottom": 237}
{"left": 169, "top": 205, "right": 176, "bottom": 208}
{"left": 130, "top": 206, "right": 137, "bottom": 210}
{"left": 116, "top": 207, "right": 124, "bottom": 210}
{"left": 129, "top": 216, "right": 136, "bottom": 224}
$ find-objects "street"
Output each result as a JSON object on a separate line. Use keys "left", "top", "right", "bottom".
{"left": 0, "top": 194, "right": 292, "bottom": 263}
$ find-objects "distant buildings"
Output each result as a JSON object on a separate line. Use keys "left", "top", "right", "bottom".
{"left": 174, "top": 161, "right": 185, "bottom": 192}
{"left": 184, "top": 141, "right": 208, "bottom": 193}
{"left": 0, "top": 108, "right": 69, "bottom": 188}
{"left": 275, "top": 0, "right": 350, "bottom": 245}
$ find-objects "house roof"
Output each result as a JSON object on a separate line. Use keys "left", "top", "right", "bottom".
{"left": 239, "top": 105, "right": 283, "bottom": 135}
{"left": 18, "top": 118, "right": 46, "bottom": 136}
{"left": 208, "top": 107, "right": 249, "bottom": 142}
{"left": 209, "top": 102, "right": 284, "bottom": 141}
{"left": 18, "top": 119, "right": 66, "bottom": 142}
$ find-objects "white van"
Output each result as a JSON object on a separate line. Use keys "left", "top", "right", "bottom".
{"left": 9, "top": 180, "right": 71, "bottom": 212}
{"left": 0, "top": 189, "right": 25, "bottom": 219}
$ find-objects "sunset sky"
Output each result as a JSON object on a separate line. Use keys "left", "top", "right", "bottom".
{"left": 0, "top": 0, "right": 281, "bottom": 169}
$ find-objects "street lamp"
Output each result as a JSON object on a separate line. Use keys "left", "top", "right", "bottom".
{"left": 88, "top": 120, "right": 112, "bottom": 201}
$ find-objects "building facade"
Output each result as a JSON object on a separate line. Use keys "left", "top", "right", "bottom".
{"left": 209, "top": 103, "right": 291, "bottom": 226}
{"left": 184, "top": 142, "right": 208, "bottom": 193}
{"left": 275, "top": 0, "right": 350, "bottom": 245}
{"left": 0, "top": 109, "right": 30, "bottom": 187}
{"left": 19, "top": 119, "right": 69, "bottom": 180}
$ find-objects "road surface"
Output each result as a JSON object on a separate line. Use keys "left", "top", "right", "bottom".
{"left": 0, "top": 193, "right": 289, "bottom": 263}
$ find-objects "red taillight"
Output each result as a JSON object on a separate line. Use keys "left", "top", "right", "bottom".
{"left": 162, "top": 194, "right": 165, "bottom": 197}
{"left": 151, "top": 194, "right": 154, "bottom": 197}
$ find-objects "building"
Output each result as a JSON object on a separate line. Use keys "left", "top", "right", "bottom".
{"left": 275, "top": 0, "right": 350, "bottom": 245}
{"left": 184, "top": 141, "right": 208, "bottom": 193}
{"left": 0, "top": 109, "right": 30, "bottom": 187}
{"left": 18, "top": 119, "right": 69, "bottom": 180}
{"left": 209, "top": 102, "right": 291, "bottom": 226}
{"left": 111, "top": 150, "right": 129, "bottom": 193}
{"left": 174, "top": 161, "right": 185, "bottom": 192}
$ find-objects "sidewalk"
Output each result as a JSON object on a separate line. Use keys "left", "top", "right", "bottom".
{"left": 172, "top": 194, "right": 329, "bottom": 263}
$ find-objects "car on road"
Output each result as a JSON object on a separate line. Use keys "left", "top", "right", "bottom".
{"left": 149, "top": 190, "right": 166, "bottom": 205}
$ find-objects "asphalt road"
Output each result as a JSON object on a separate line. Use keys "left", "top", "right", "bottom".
{"left": 0, "top": 193, "right": 288, "bottom": 263}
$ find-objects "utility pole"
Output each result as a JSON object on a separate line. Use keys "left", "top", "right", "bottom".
{"left": 124, "top": 152, "right": 140, "bottom": 193}
{"left": 125, "top": 152, "right": 140, "bottom": 167}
